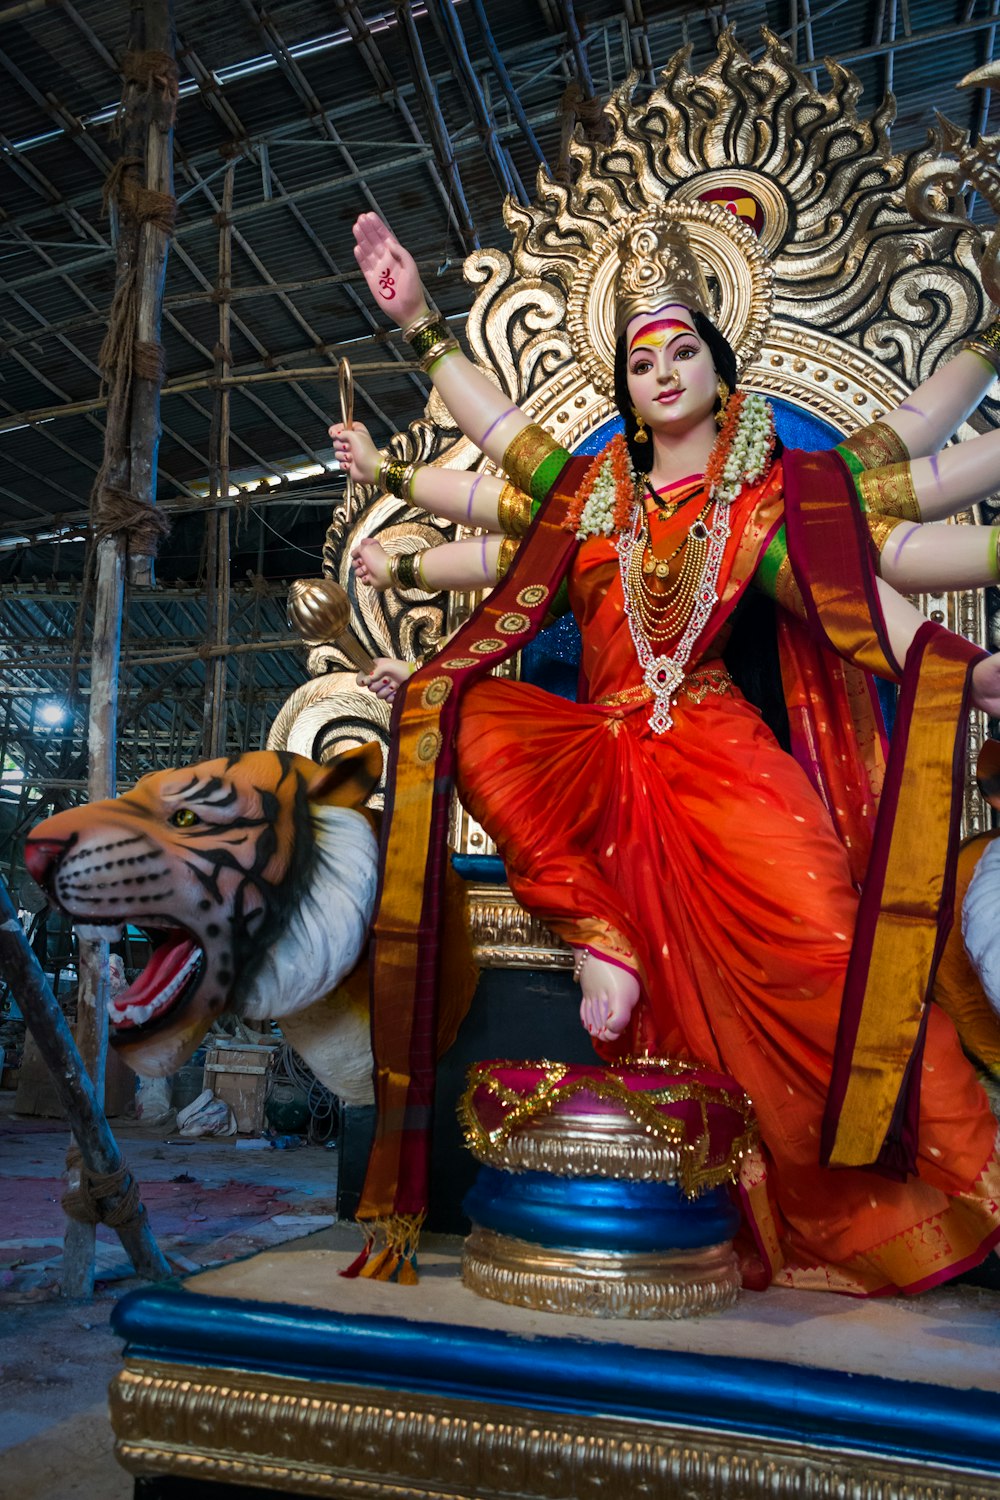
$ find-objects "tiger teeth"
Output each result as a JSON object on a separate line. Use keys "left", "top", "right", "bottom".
{"left": 75, "top": 923, "right": 125, "bottom": 942}
{"left": 109, "top": 947, "right": 201, "bottom": 1028}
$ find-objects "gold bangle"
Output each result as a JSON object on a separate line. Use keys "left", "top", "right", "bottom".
{"left": 381, "top": 458, "right": 410, "bottom": 500}
{"left": 393, "top": 551, "right": 419, "bottom": 590}
{"left": 402, "top": 461, "right": 420, "bottom": 501}
{"left": 403, "top": 309, "right": 443, "bottom": 342}
{"left": 407, "top": 316, "right": 453, "bottom": 363}
{"left": 420, "top": 337, "right": 460, "bottom": 374}
{"left": 496, "top": 536, "right": 520, "bottom": 582}
{"left": 992, "top": 524, "right": 1000, "bottom": 583}
{"left": 497, "top": 481, "right": 532, "bottom": 539}
{"left": 414, "top": 550, "right": 430, "bottom": 590}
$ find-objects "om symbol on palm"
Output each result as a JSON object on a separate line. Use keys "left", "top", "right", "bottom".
{"left": 378, "top": 267, "right": 396, "bottom": 300}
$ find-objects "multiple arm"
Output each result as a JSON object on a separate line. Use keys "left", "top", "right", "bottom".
{"left": 343, "top": 212, "right": 1000, "bottom": 707}
{"left": 879, "top": 350, "right": 996, "bottom": 461}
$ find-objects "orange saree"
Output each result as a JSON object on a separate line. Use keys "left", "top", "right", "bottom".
{"left": 454, "top": 463, "right": 1000, "bottom": 1296}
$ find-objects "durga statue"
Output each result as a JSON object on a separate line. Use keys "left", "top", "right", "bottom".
{"left": 321, "top": 105, "right": 1000, "bottom": 1296}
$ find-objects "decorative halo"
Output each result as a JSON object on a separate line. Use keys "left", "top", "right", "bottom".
{"left": 565, "top": 200, "right": 774, "bottom": 399}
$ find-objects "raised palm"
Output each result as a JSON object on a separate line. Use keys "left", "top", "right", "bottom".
{"left": 353, "top": 212, "right": 427, "bottom": 328}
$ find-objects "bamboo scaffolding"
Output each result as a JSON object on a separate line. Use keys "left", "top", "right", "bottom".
{"left": 0, "top": 875, "right": 171, "bottom": 1284}
{"left": 0, "top": 362, "right": 415, "bottom": 434}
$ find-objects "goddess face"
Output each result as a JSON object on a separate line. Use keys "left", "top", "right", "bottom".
{"left": 625, "top": 305, "right": 718, "bottom": 437}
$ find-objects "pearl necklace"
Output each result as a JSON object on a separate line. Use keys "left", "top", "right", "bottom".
{"left": 617, "top": 495, "right": 731, "bottom": 734}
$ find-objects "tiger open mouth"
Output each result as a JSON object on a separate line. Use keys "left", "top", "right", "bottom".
{"left": 73, "top": 922, "right": 206, "bottom": 1033}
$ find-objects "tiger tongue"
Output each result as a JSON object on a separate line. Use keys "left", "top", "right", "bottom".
{"left": 114, "top": 931, "right": 198, "bottom": 1010}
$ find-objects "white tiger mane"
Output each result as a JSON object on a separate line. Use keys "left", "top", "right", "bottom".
{"left": 239, "top": 801, "right": 379, "bottom": 1022}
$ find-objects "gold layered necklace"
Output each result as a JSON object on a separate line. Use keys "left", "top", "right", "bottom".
{"left": 617, "top": 491, "right": 730, "bottom": 735}
{"left": 631, "top": 497, "right": 714, "bottom": 642}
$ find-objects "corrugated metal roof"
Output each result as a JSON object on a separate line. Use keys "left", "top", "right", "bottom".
{"left": 1, "top": 0, "right": 999, "bottom": 810}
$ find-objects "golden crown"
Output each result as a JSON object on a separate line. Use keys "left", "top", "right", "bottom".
{"left": 614, "top": 218, "right": 714, "bottom": 336}
{"left": 565, "top": 201, "right": 774, "bottom": 400}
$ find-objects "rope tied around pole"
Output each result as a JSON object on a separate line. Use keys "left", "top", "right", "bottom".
{"left": 133, "top": 340, "right": 167, "bottom": 383}
{"left": 121, "top": 47, "right": 180, "bottom": 123}
{"left": 91, "top": 72, "right": 179, "bottom": 562}
{"left": 62, "top": 1145, "right": 144, "bottom": 1229}
{"left": 93, "top": 484, "right": 171, "bottom": 552}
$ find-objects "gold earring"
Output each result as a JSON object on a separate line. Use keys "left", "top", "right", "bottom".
{"left": 715, "top": 377, "right": 730, "bottom": 428}
{"left": 632, "top": 407, "right": 650, "bottom": 444}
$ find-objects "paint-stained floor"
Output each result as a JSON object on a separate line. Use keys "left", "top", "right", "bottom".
{"left": 0, "top": 1090, "right": 339, "bottom": 1499}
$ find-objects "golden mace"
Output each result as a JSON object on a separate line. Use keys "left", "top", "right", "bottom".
{"left": 286, "top": 357, "right": 374, "bottom": 673}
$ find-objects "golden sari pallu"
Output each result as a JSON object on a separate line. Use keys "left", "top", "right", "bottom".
{"left": 783, "top": 445, "right": 985, "bottom": 1175}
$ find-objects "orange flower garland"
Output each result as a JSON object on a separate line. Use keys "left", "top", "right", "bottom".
{"left": 563, "top": 432, "right": 635, "bottom": 537}
{"left": 704, "top": 390, "right": 746, "bottom": 495}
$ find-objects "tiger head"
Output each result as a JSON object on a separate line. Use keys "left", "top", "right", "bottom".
{"left": 24, "top": 746, "right": 382, "bottom": 1080}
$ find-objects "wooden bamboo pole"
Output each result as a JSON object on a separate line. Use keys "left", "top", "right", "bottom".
{"left": 128, "top": 0, "right": 177, "bottom": 589}
{"left": 62, "top": 1, "right": 145, "bottom": 1300}
{"left": 203, "top": 163, "right": 235, "bottom": 759}
{"left": 63, "top": 0, "right": 178, "bottom": 1298}
{"left": 0, "top": 876, "right": 171, "bottom": 1285}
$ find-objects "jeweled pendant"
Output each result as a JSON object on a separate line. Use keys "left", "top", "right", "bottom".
{"left": 644, "top": 656, "right": 684, "bottom": 734}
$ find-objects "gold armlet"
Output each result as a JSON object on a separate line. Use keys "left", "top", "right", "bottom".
{"left": 502, "top": 424, "right": 561, "bottom": 499}
{"left": 497, "top": 482, "right": 532, "bottom": 538}
{"left": 496, "top": 536, "right": 520, "bottom": 581}
{"left": 865, "top": 511, "right": 909, "bottom": 569}
{"left": 857, "top": 461, "right": 921, "bottom": 523}
{"left": 840, "top": 419, "right": 910, "bottom": 469}
{"left": 773, "top": 555, "right": 806, "bottom": 619}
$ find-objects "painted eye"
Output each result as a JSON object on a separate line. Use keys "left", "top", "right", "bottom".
{"left": 170, "top": 808, "right": 199, "bottom": 828}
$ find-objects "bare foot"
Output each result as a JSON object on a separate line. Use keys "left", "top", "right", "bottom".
{"left": 575, "top": 950, "right": 641, "bottom": 1042}
{"left": 351, "top": 537, "right": 391, "bottom": 590}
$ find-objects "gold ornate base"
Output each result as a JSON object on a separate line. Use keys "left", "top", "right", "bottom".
{"left": 477, "top": 1106, "right": 684, "bottom": 1181}
{"left": 461, "top": 1225, "right": 741, "bottom": 1319}
{"left": 110, "top": 1359, "right": 1000, "bottom": 1500}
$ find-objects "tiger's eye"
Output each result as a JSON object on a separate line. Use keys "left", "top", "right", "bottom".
{"left": 171, "top": 808, "right": 198, "bottom": 828}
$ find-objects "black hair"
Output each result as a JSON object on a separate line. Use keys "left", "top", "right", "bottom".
{"left": 721, "top": 591, "right": 791, "bottom": 752}
{"left": 612, "top": 308, "right": 788, "bottom": 746}
{"left": 613, "top": 307, "right": 739, "bottom": 474}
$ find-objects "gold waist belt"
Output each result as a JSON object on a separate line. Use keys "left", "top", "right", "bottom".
{"left": 595, "top": 666, "right": 734, "bottom": 709}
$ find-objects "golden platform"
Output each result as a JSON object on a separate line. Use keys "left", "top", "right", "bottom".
{"left": 110, "top": 1223, "right": 1000, "bottom": 1500}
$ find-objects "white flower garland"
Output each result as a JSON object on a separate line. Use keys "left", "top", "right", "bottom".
{"left": 575, "top": 455, "right": 621, "bottom": 540}
{"left": 709, "top": 392, "right": 776, "bottom": 505}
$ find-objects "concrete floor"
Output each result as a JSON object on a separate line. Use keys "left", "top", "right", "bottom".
{"left": 0, "top": 1091, "right": 340, "bottom": 1500}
